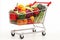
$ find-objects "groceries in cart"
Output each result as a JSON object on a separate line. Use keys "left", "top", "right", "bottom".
{"left": 9, "top": 2, "right": 46, "bottom": 25}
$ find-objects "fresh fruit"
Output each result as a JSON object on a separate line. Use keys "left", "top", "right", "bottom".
{"left": 17, "top": 20, "right": 24, "bottom": 25}
{"left": 17, "top": 4, "right": 26, "bottom": 12}
{"left": 23, "top": 19, "right": 27, "bottom": 24}
{"left": 21, "top": 7, "right": 26, "bottom": 11}
{"left": 33, "top": 7, "right": 40, "bottom": 16}
{"left": 9, "top": 3, "right": 46, "bottom": 25}
{"left": 17, "top": 4, "right": 24, "bottom": 9}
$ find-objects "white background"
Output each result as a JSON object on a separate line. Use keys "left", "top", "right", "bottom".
{"left": 0, "top": 0, "right": 60, "bottom": 40}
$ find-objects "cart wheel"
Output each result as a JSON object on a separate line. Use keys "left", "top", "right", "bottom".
{"left": 20, "top": 34, "right": 24, "bottom": 39}
{"left": 33, "top": 29, "right": 36, "bottom": 32}
{"left": 42, "top": 31, "right": 46, "bottom": 36}
{"left": 11, "top": 32, "right": 15, "bottom": 37}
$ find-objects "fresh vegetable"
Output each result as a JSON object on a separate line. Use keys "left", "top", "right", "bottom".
{"left": 26, "top": 7, "right": 33, "bottom": 11}
{"left": 30, "top": 16, "right": 34, "bottom": 22}
{"left": 35, "top": 11, "right": 44, "bottom": 23}
{"left": 18, "top": 13, "right": 26, "bottom": 19}
{"left": 37, "top": 4, "right": 46, "bottom": 10}
{"left": 33, "top": 7, "right": 40, "bottom": 16}
{"left": 26, "top": 9, "right": 33, "bottom": 18}
{"left": 10, "top": 12, "right": 17, "bottom": 21}
{"left": 9, "top": 2, "right": 46, "bottom": 25}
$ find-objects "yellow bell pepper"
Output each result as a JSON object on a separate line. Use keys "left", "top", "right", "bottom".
{"left": 30, "top": 16, "right": 34, "bottom": 22}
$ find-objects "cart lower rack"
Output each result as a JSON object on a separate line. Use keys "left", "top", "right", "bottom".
{"left": 9, "top": 1, "right": 51, "bottom": 39}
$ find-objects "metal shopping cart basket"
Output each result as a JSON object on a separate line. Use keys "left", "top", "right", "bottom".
{"left": 9, "top": 1, "right": 51, "bottom": 39}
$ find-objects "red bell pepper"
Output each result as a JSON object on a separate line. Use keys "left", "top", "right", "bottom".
{"left": 10, "top": 12, "right": 17, "bottom": 21}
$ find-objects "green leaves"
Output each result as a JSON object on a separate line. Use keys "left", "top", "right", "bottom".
{"left": 37, "top": 4, "right": 46, "bottom": 10}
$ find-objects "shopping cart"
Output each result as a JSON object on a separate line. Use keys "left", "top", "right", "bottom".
{"left": 9, "top": 1, "right": 51, "bottom": 39}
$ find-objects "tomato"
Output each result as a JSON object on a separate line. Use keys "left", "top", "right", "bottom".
{"left": 33, "top": 8, "right": 40, "bottom": 16}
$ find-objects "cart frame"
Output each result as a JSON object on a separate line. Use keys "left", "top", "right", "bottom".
{"left": 11, "top": 1, "right": 51, "bottom": 39}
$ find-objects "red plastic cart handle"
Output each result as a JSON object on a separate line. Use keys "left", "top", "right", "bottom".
{"left": 33, "top": 1, "right": 51, "bottom": 7}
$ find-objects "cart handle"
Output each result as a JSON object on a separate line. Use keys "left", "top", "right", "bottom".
{"left": 33, "top": 1, "right": 51, "bottom": 7}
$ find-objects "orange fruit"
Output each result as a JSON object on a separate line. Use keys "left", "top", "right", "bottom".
{"left": 21, "top": 7, "right": 26, "bottom": 11}
{"left": 17, "top": 20, "right": 24, "bottom": 25}
{"left": 17, "top": 4, "right": 24, "bottom": 9}
{"left": 23, "top": 19, "right": 27, "bottom": 24}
